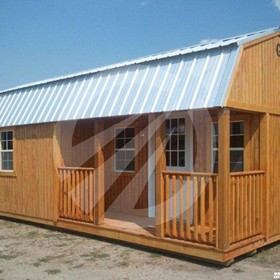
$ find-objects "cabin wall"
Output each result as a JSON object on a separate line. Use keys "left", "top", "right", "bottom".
{"left": 192, "top": 110, "right": 260, "bottom": 173}
{"left": 0, "top": 123, "right": 57, "bottom": 221}
{"left": 268, "top": 114, "right": 280, "bottom": 237}
{"left": 227, "top": 34, "right": 280, "bottom": 112}
{"left": 103, "top": 115, "right": 149, "bottom": 216}
{"left": 56, "top": 116, "right": 149, "bottom": 217}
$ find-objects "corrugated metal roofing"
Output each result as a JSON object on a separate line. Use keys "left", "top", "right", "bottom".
{"left": 0, "top": 27, "right": 279, "bottom": 128}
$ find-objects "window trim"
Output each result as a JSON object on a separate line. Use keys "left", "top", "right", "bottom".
{"left": 165, "top": 112, "right": 193, "bottom": 172}
{"left": 114, "top": 126, "right": 136, "bottom": 173}
{"left": 0, "top": 129, "right": 16, "bottom": 176}
{"left": 211, "top": 120, "right": 245, "bottom": 173}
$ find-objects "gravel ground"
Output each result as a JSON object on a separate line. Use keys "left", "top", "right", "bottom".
{"left": 0, "top": 218, "right": 279, "bottom": 280}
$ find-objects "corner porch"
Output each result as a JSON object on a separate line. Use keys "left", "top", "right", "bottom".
{"left": 55, "top": 108, "right": 269, "bottom": 263}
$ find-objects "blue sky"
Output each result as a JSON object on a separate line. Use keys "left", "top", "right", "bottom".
{"left": 0, "top": 0, "right": 279, "bottom": 91}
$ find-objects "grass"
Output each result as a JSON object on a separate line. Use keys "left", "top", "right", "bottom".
{"left": 0, "top": 270, "right": 3, "bottom": 274}
{"left": 81, "top": 251, "right": 110, "bottom": 261}
{"left": 38, "top": 254, "right": 65, "bottom": 263}
{"left": 26, "top": 231, "right": 40, "bottom": 239}
{"left": 117, "top": 261, "right": 130, "bottom": 268}
{"left": 232, "top": 268, "right": 244, "bottom": 273}
{"left": 149, "top": 253, "right": 162, "bottom": 259}
{"left": 44, "top": 269, "right": 61, "bottom": 275}
{"left": 72, "top": 263, "right": 85, "bottom": 269}
{"left": 0, "top": 252, "right": 18, "bottom": 261}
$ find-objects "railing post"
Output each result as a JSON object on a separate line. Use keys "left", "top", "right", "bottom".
{"left": 94, "top": 120, "right": 105, "bottom": 225}
{"left": 217, "top": 108, "right": 230, "bottom": 249}
{"left": 260, "top": 113, "right": 270, "bottom": 237}
{"left": 155, "top": 113, "right": 166, "bottom": 238}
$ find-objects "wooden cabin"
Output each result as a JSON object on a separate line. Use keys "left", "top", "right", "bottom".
{"left": 0, "top": 27, "right": 279, "bottom": 265}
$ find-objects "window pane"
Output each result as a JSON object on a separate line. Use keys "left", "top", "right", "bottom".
{"left": 116, "top": 160, "right": 125, "bottom": 171}
{"left": 213, "top": 124, "right": 218, "bottom": 136}
{"left": 8, "top": 161, "right": 13, "bottom": 171}
{"left": 116, "top": 139, "right": 125, "bottom": 149}
{"left": 125, "top": 128, "right": 134, "bottom": 138}
{"left": 230, "top": 162, "right": 243, "bottom": 172}
{"left": 171, "top": 135, "right": 177, "bottom": 150}
{"left": 179, "top": 135, "right": 185, "bottom": 150}
{"left": 126, "top": 151, "right": 134, "bottom": 161}
{"left": 171, "top": 152, "right": 177, "bottom": 166}
{"left": 1, "top": 152, "right": 8, "bottom": 161}
{"left": 166, "top": 152, "right": 170, "bottom": 166}
{"left": 213, "top": 136, "right": 218, "bottom": 148}
{"left": 116, "top": 150, "right": 125, "bottom": 160}
{"left": 1, "top": 141, "right": 6, "bottom": 150}
{"left": 178, "top": 118, "right": 185, "bottom": 134}
{"left": 116, "top": 129, "right": 124, "bottom": 138}
{"left": 230, "top": 135, "right": 244, "bottom": 148}
{"left": 7, "top": 140, "right": 13, "bottom": 150}
{"left": 126, "top": 160, "right": 135, "bottom": 171}
{"left": 230, "top": 150, "right": 243, "bottom": 163}
{"left": 213, "top": 151, "right": 218, "bottom": 162}
{"left": 171, "top": 119, "right": 177, "bottom": 131}
{"left": 166, "top": 119, "right": 170, "bottom": 134}
{"left": 213, "top": 162, "right": 218, "bottom": 173}
{"left": 2, "top": 161, "right": 8, "bottom": 170}
{"left": 230, "top": 122, "right": 244, "bottom": 135}
{"left": 6, "top": 152, "right": 13, "bottom": 161}
{"left": 7, "top": 131, "right": 13, "bottom": 140}
{"left": 1, "top": 132, "right": 6, "bottom": 141}
{"left": 179, "top": 152, "right": 185, "bottom": 167}
{"left": 125, "top": 138, "right": 134, "bottom": 149}
{"left": 166, "top": 140, "right": 170, "bottom": 151}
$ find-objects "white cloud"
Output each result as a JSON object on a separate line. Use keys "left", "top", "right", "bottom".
{"left": 273, "top": 0, "right": 280, "bottom": 11}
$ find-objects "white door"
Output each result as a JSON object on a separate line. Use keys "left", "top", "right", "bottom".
{"left": 148, "top": 113, "right": 193, "bottom": 220}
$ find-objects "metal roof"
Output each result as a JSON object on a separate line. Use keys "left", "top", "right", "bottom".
{"left": 0, "top": 27, "right": 279, "bottom": 128}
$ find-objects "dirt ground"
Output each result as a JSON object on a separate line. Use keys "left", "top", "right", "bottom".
{"left": 0, "top": 218, "right": 279, "bottom": 280}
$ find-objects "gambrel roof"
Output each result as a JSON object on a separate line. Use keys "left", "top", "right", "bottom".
{"left": 0, "top": 27, "right": 279, "bottom": 127}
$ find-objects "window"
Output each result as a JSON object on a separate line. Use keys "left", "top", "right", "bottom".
{"left": 0, "top": 131, "right": 13, "bottom": 171}
{"left": 115, "top": 127, "right": 135, "bottom": 172}
{"left": 166, "top": 118, "right": 185, "bottom": 167}
{"left": 212, "top": 121, "right": 244, "bottom": 172}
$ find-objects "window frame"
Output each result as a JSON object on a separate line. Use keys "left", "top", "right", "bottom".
{"left": 212, "top": 120, "right": 245, "bottom": 173}
{"left": 166, "top": 117, "right": 186, "bottom": 168}
{"left": 114, "top": 126, "right": 136, "bottom": 173}
{"left": 0, "top": 130, "right": 14, "bottom": 174}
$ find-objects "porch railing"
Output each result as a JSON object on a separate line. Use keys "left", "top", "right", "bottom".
{"left": 58, "top": 167, "right": 95, "bottom": 223}
{"left": 229, "top": 171, "right": 264, "bottom": 244}
{"left": 162, "top": 171, "right": 218, "bottom": 246}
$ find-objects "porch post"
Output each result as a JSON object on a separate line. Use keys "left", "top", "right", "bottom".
{"left": 94, "top": 120, "right": 105, "bottom": 225}
{"left": 217, "top": 108, "right": 230, "bottom": 249}
{"left": 155, "top": 113, "right": 166, "bottom": 237}
{"left": 260, "top": 113, "right": 270, "bottom": 237}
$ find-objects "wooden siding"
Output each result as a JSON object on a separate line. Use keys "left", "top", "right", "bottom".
{"left": 268, "top": 114, "right": 280, "bottom": 237}
{"left": 0, "top": 123, "right": 57, "bottom": 221}
{"left": 103, "top": 116, "right": 149, "bottom": 216}
{"left": 227, "top": 34, "right": 280, "bottom": 113}
{"left": 56, "top": 116, "right": 149, "bottom": 217}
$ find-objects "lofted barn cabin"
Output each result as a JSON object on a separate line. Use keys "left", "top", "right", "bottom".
{"left": 0, "top": 27, "right": 280, "bottom": 265}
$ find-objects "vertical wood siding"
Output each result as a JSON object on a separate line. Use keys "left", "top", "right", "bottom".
{"left": 56, "top": 116, "right": 149, "bottom": 217}
{"left": 0, "top": 123, "right": 57, "bottom": 221}
{"left": 268, "top": 115, "right": 280, "bottom": 237}
{"left": 227, "top": 35, "right": 280, "bottom": 110}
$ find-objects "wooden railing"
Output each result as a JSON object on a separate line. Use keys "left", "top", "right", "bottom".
{"left": 229, "top": 171, "right": 264, "bottom": 244}
{"left": 58, "top": 167, "right": 95, "bottom": 223}
{"left": 162, "top": 171, "right": 218, "bottom": 246}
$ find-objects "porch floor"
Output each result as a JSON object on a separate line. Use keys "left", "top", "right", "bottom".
{"left": 103, "top": 212, "right": 155, "bottom": 237}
